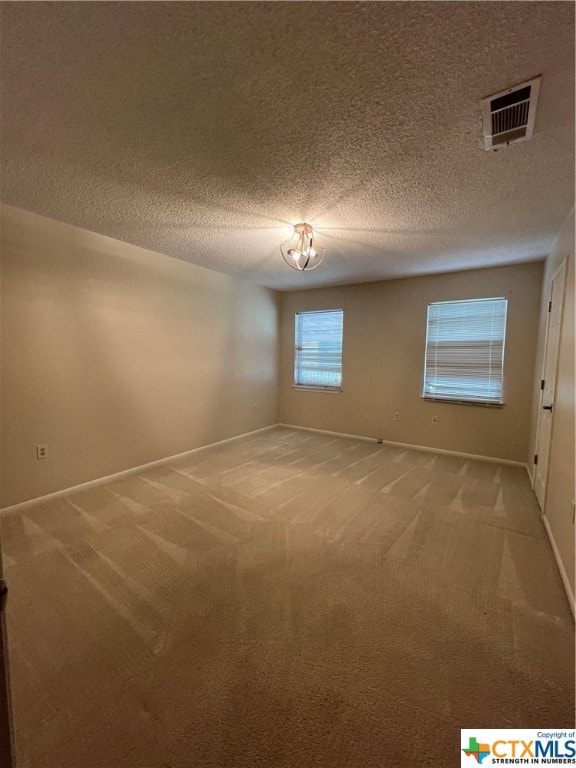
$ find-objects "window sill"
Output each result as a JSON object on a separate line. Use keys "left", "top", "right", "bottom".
{"left": 421, "top": 396, "right": 504, "bottom": 408}
{"left": 292, "top": 386, "right": 343, "bottom": 394}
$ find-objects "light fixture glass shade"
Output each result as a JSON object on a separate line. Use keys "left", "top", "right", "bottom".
{"left": 281, "top": 223, "right": 325, "bottom": 271}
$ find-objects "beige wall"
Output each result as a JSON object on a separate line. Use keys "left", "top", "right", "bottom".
{"left": 529, "top": 208, "right": 575, "bottom": 602}
{"left": 0, "top": 205, "right": 279, "bottom": 507}
{"left": 279, "top": 262, "right": 543, "bottom": 463}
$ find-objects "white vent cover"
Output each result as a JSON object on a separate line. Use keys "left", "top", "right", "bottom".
{"left": 481, "top": 77, "right": 541, "bottom": 150}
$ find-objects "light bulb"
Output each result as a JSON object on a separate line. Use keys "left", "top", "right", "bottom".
{"left": 281, "top": 223, "right": 325, "bottom": 271}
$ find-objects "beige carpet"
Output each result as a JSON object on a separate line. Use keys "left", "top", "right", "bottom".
{"left": 1, "top": 427, "right": 573, "bottom": 767}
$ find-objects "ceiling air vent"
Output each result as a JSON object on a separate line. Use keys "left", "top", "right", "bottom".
{"left": 481, "top": 76, "right": 541, "bottom": 150}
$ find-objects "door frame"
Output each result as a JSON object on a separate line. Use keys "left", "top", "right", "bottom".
{"left": 531, "top": 256, "right": 568, "bottom": 511}
{"left": 0, "top": 545, "right": 15, "bottom": 768}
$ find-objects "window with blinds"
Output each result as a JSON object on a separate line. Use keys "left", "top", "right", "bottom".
{"left": 294, "top": 310, "right": 343, "bottom": 390}
{"left": 423, "top": 297, "right": 508, "bottom": 405}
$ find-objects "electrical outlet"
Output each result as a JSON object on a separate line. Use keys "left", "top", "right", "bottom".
{"left": 252, "top": 403, "right": 257, "bottom": 412}
{"left": 394, "top": 412, "right": 400, "bottom": 421}
{"left": 432, "top": 416, "right": 438, "bottom": 424}
{"left": 37, "top": 444, "right": 48, "bottom": 459}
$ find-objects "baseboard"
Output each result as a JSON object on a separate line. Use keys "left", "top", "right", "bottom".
{"left": 279, "top": 423, "right": 528, "bottom": 468}
{"left": 542, "top": 515, "right": 576, "bottom": 620}
{"left": 279, "top": 423, "right": 377, "bottom": 444}
{"left": 0, "top": 420, "right": 530, "bottom": 510}
{"left": 0, "top": 424, "right": 279, "bottom": 516}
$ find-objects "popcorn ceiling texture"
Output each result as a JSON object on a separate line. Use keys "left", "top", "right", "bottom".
{"left": 1, "top": 2, "right": 574, "bottom": 290}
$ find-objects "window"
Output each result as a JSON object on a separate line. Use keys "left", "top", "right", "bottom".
{"left": 294, "top": 310, "right": 343, "bottom": 390}
{"left": 423, "top": 297, "right": 507, "bottom": 405}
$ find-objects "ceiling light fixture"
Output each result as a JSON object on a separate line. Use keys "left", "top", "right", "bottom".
{"left": 281, "top": 223, "right": 325, "bottom": 271}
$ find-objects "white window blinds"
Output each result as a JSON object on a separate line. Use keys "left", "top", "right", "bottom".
{"left": 423, "top": 297, "right": 508, "bottom": 405}
{"left": 294, "top": 310, "right": 343, "bottom": 389}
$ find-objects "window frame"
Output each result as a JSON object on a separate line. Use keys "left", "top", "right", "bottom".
{"left": 293, "top": 309, "right": 344, "bottom": 392}
{"left": 422, "top": 296, "right": 508, "bottom": 407}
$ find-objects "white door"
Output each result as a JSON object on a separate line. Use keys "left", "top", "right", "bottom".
{"left": 534, "top": 260, "right": 567, "bottom": 510}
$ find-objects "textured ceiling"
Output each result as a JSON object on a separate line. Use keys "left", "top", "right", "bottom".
{"left": 1, "top": 2, "right": 574, "bottom": 290}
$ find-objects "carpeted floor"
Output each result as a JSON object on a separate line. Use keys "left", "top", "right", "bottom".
{"left": 1, "top": 426, "right": 574, "bottom": 767}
